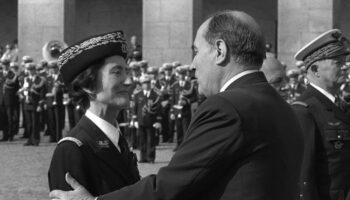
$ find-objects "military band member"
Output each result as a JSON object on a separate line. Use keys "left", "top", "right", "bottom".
{"left": 0, "top": 63, "right": 9, "bottom": 141}
{"left": 171, "top": 66, "right": 193, "bottom": 149}
{"left": 45, "top": 61, "right": 65, "bottom": 142}
{"left": 48, "top": 30, "right": 140, "bottom": 195}
{"left": 292, "top": 29, "right": 350, "bottom": 200}
{"left": 128, "top": 62, "right": 142, "bottom": 148}
{"left": 19, "top": 63, "right": 46, "bottom": 146}
{"left": 133, "top": 75, "right": 160, "bottom": 163}
{"left": 159, "top": 63, "right": 176, "bottom": 142}
{"left": 2, "top": 62, "right": 20, "bottom": 141}
{"left": 19, "top": 55, "right": 34, "bottom": 138}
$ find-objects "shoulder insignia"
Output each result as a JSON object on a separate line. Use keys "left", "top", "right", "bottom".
{"left": 58, "top": 137, "right": 83, "bottom": 147}
{"left": 292, "top": 101, "right": 309, "bottom": 108}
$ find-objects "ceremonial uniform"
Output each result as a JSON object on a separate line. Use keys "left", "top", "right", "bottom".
{"left": 48, "top": 30, "right": 141, "bottom": 196}
{"left": 0, "top": 69, "right": 8, "bottom": 139}
{"left": 3, "top": 69, "right": 20, "bottom": 141}
{"left": 133, "top": 87, "right": 160, "bottom": 162}
{"left": 159, "top": 68, "right": 177, "bottom": 142}
{"left": 48, "top": 115, "right": 140, "bottom": 196}
{"left": 45, "top": 73, "right": 65, "bottom": 142}
{"left": 293, "top": 29, "right": 350, "bottom": 200}
{"left": 20, "top": 64, "right": 46, "bottom": 146}
{"left": 171, "top": 79, "right": 192, "bottom": 147}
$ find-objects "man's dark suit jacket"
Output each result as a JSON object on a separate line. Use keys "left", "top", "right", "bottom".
{"left": 48, "top": 116, "right": 140, "bottom": 197}
{"left": 98, "top": 71, "right": 304, "bottom": 200}
{"left": 292, "top": 85, "right": 350, "bottom": 200}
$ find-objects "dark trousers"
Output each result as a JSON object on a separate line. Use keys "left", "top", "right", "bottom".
{"left": 67, "top": 104, "right": 76, "bottom": 130}
{"left": 24, "top": 109, "right": 40, "bottom": 145}
{"left": 160, "top": 106, "right": 170, "bottom": 142}
{"left": 0, "top": 105, "right": 8, "bottom": 140}
{"left": 5, "top": 106, "right": 19, "bottom": 140}
{"left": 175, "top": 114, "right": 191, "bottom": 146}
{"left": 21, "top": 102, "right": 29, "bottom": 138}
{"left": 139, "top": 126, "right": 156, "bottom": 162}
{"left": 47, "top": 105, "right": 64, "bottom": 142}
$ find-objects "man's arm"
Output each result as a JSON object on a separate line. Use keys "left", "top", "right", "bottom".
{"left": 50, "top": 95, "right": 244, "bottom": 200}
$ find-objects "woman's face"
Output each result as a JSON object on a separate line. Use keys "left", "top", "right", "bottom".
{"left": 94, "top": 55, "right": 130, "bottom": 109}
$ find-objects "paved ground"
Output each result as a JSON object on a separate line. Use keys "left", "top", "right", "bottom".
{"left": 0, "top": 130, "right": 175, "bottom": 200}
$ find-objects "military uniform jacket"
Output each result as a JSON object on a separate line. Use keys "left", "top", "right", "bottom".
{"left": 45, "top": 75, "right": 64, "bottom": 107}
{"left": 3, "top": 70, "right": 20, "bottom": 106}
{"left": 99, "top": 72, "right": 304, "bottom": 200}
{"left": 133, "top": 89, "right": 159, "bottom": 127}
{"left": 22, "top": 75, "right": 46, "bottom": 110}
{"left": 293, "top": 85, "right": 350, "bottom": 200}
{"left": 171, "top": 80, "right": 192, "bottom": 117}
{"left": 48, "top": 116, "right": 140, "bottom": 196}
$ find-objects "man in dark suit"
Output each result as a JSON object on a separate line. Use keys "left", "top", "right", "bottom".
{"left": 292, "top": 29, "right": 350, "bottom": 200}
{"left": 48, "top": 30, "right": 140, "bottom": 197}
{"left": 50, "top": 10, "right": 304, "bottom": 200}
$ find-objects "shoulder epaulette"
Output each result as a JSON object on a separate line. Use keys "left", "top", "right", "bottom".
{"left": 292, "top": 101, "right": 309, "bottom": 108}
{"left": 58, "top": 137, "right": 83, "bottom": 147}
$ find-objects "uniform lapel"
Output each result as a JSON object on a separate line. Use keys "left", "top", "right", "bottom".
{"left": 308, "top": 86, "right": 350, "bottom": 125}
{"left": 78, "top": 116, "right": 136, "bottom": 184}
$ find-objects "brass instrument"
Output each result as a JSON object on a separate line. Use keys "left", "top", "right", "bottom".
{"left": 42, "top": 40, "right": 68, "bottom": 62}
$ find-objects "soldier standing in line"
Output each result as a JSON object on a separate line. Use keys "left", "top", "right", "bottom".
{"left": 2, "top": 62, "right": 20, "bottom": 141}
{"left": 0, "top": 63, "right": 9, "bottom": 141}
{"left": 46, "top": 61, "right": 65, "bottom": 142}
{"left": 171, "top": 66, "right": 194, "bottom": 150}
{"left": 292, "top": 29, "right": 350, "bottom": 200}
{"left": 19, "top": 56, "right": 34, "bottom": 139}
{"left": 127, "top": 61, "right": 142, "bottom": 148}
{"left": 133, "top": 75, "right": 160, "bottom": 163}
{"left": 37, "top": 61, "right": 49, "bottom": 134}
{"left": 159, "top": 63, "right": 176, "bottom": 142}
{"left": 18, "top": 63, "right": 46, "bottom": 146}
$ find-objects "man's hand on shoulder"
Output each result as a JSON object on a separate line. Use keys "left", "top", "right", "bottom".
{"left": 49, "top": 173, "right": 95, "bottom": 200}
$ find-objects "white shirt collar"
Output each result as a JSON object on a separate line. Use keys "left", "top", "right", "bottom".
{"left": 220, "top": 70, "right": 260, "bottom": 92}
{"left": 309, "top": 82, "right": 336, "bottom": 103}
{"left": 85, "top": 109, "right": 121, "bottom": 151}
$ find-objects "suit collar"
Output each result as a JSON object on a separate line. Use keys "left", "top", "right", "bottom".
{"left": 224, "top": 71, "right": 267, "bottom": 91}
{"left": 76, "top": 116, "right": 136, "bottom": 184}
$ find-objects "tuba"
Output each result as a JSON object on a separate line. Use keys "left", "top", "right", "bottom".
{"left": 43, "top": 40, "right": 67, "bottom": 106}
{"left": 42, "top": 40, "right": 68, "bottom": 62}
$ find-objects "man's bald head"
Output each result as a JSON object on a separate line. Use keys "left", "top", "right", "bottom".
{"left": 202, "top": 10, "right": 266, "bottom": 68}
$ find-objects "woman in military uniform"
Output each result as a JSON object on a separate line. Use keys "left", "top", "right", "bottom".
{"left": 48, "top": 31, "right": 140, "bottom": 196}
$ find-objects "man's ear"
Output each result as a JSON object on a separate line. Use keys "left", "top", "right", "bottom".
{"left": 214, "top": 39, "right": 228, "bottom": 65}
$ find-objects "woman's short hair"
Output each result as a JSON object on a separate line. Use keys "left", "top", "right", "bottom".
{"left": 70, "top": 58, "right": 105, "bottom": 109}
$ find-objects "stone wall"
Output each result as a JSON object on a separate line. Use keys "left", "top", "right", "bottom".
{"left": 18, "top": 0, "right": 68, "bottom": 62}
{"left": 74, "top": 0, "right": 142, "bottom": 49}
{"left": 278, "top": 0, "right": 333, "bottom": 69}
{"left": 202, "top": 0, "right": 278, "bottom": 53}
{"left": 0, "top": 0, "right": 18, "bottom": 47}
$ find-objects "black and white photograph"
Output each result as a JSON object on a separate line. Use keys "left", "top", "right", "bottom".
{"left": 0, "top": 0, "right": 350, "bottom": 200}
